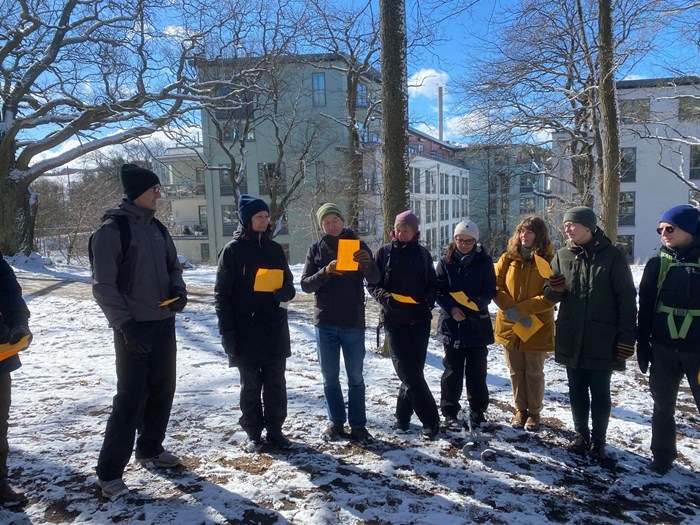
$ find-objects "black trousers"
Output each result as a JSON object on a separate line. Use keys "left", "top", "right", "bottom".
{"left": 0, "top": 373, "right": 10, "bottom": 481}
{"left": 440, "top": 344, "right": 489, "bottom": 418}
{"left": 565, "top": 367, "right": 612, "bottom": 442}
{"left": 237, "top": 358, "right": 287, "bottom": 438}
{"left": 649, "top": 342, "right": 700, "bottom": 462}
{"left": 96, "top": 317, "right": 177, "bottom": 481}
{"left": 384, "top": 320, "right": 439, "bottom": 429}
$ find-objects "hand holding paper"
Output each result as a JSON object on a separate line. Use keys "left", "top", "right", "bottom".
{"left": 336, "top": 239, "right": 360, "bottom": 271}
{"left": 254, "top": 268, "right": 284, "bottom": 292}
{"left": 449, "top": 291, "right": 480, "bottom": 311}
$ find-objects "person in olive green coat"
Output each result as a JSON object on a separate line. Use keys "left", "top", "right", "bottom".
{"left": 544, "top": 207, "right": 637, "bottom": 461}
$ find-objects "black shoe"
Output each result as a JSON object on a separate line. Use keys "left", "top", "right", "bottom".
{"left": 444, "top": 416, "right": 461, "bottom": 431}
{"left": 0, "top": 481, "right": 27, "bottom": 506}
{"left": 266, "top": 430, "right": 292, "bottom": 449}
{"left": 322, "top": 424, "right": 346, "bottom": 442}
{"left": 589, "top": 440, "right": 606, "bottom": 460}
{"left": 649, "top": 457, "right": 673, "bottom": 475}
{"left": 567, "top": 432, "right": 591, "bottom": 455}
{"left": 242, "top": 434, "right": 264, "bottom": 453}
{"left": 392, "top": 419, "right": 410, "bottom": 432}
{"left": 350, "top": 427, "right": 373, "bottom": 444}
{"left": 469, "top": 411, "right": 486, "bottom": 428}
{"left": 421, "top": 424, "right": 440, "bottom": 440}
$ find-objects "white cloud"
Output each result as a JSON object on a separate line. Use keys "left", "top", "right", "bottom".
{"left": 408, "top": 69, "right": 450, "bottom": 100}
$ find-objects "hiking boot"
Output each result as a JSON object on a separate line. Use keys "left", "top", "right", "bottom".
{"left": 350, "top": 427, "right": 373, "bottom": 444}
{"left": 96, "top": 478, "right": 129, "bottom": 499}
{"left": 0, "top": 480, "right": 27, "bottom": 505}
{"left": 392, "top": 419, "right": 410, "bottom": 432}
{"left": 511, "top": 410, "right": 528, "bottom": 429}
{"left": 589, "top": 440, "right": 606, "bottom": 460}
{"left": 421, "top": 424, "right": 440, "bottom": 440}
{"left": 649, "top": 457, "right": 673, "bottom": 475}
{"left": 266, "top": 430, "right": 292, "bottom": 449}
{"left": 136, "top": 450, "right": 181, "bottom": 468}
{"left": 242, "top": 436, "right": 264, "bottom": 453}
{"left": 469, "top": 411, "right": 486, "bottom": 429}
{"left": 444, "top": 415, "right": 462, "bottom": 431}
{"left": 567, "top": 432, "right": 591, "bottom": 454}
{"left": 322, "top": 424, "right": 346, "bottom": 442}
{"left": 524, "top": 414, "right": 541, "bottom": 432}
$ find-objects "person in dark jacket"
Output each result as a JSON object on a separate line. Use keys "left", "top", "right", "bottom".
{"left": 544, "top": 206, "right": 637, "bottom": 461}
{"left": 637, "top": 204, "right": 700, "bottom": 475}
{"left": 215, "top": 194, "right": 296, "bottom": 452}
{"left": 300, "top": 203, "right": 380, "bottom": 444}
{"left": 0, "top": 254, "right": 32, "bottom": 506}
{"left": 368, "top": 211, "right": 441, "bottom": 439}
{"left": 436, "top": 220, "right": 497, "bottom": 429}
{"left": 91, "top": 164, "right": 187, "bottom": 499}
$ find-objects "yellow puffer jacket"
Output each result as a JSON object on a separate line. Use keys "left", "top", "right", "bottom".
{"left": 493, "top": 248, "right": 555, "bottom": 352}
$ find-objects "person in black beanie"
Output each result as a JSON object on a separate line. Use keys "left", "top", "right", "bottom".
{"left": 215, "top": 194, "right": 296, "bottom": 452}
{"left": 90, "top": 163, "right": 187, "bottom": 498}
{"left": 637, "top": 204, "right": 700, "bottom": 474}
{"left": 0, "top": 253, "right": 32, "bottom": 506}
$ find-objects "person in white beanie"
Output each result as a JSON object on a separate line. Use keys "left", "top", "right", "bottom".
{"left": 435, "top": 220, "right": 496, "bottom": 429}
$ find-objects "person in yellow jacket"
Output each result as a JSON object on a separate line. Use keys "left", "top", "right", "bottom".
{"left": 494, "top": 216, "right": 556, "bottom": 431}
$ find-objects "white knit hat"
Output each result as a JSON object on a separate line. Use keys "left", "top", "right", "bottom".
{"left": 454, "top": 220, "right": 480, "bottom": 242}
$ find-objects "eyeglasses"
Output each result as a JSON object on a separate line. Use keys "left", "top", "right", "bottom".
{"left": 656, "top": 225, "right": 675, "bottom": 235}
{"left": 150, "top": 186, "right": 162, "bottom": 194}
{"left": 455, "top": 237, "right": 476, "bottom": 245}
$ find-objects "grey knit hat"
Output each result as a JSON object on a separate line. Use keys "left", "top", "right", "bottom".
{"left": 563, "top": 206, "right": 597, "bottom": 232}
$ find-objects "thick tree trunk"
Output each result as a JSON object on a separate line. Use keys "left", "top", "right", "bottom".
{"left": 379, "top": 0, "right": 409, "bottom": 243}
{"left": 597, "top": 0, "right": 620, "bottom": 242}
{"left": 0, "top": 172, "right": 35, "bottom": 255}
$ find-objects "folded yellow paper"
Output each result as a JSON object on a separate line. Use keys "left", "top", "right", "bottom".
{"left": 254, "top": 268, "right": 284, "bottom": 292}
{"left": 512, "top": 315, "right": 544, "bottom": 342}
{"left": 336, "top": 239, "right": 360, "bottom": 271}
{"left": 159, "top": 297, "right": 179, "bottom": 307}
{"left": 449, "top": 291, "right": 480, "bottom": 311}
{"left": 391, "top": 293, "right": 418, "bottom": 304}
{"left": 0, "top": 334, "right": 31, "bottom": 362}
{"left": 534, "top": 254, "right": 554, "bottom": 279}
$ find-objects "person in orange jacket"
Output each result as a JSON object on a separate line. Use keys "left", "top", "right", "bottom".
{"left": 493, "top": 216, "right": 556, "bottom": 432}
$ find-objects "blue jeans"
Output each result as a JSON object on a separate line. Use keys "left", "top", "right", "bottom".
{"left": 315, "top": 325, "right": 367, "bottom": 428}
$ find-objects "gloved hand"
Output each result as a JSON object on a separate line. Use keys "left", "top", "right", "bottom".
{"left": 221, "top": 332, "right": 237, "bottom": 357}
{"left": 120, "top": 320, "right": 151, "bottom": 354}
{"left": 9, "top": 324, "right": 32, "bottom": 345}
{"left": 504, "top": 307, "right": 520, "bottom": 323}
{"left": 637, "top": 342, "right": 652, "bottom": 373}
{"left": 617, "top": 342, "right": 635, "bottom": 361}
{"left": 548, "top": 274, "right": 566, "bottom": 292}
{"left": 324, "top": 260, "right": 344, "bottom": 276}
{"left": 352, "top": 249, "right": 371, "bottom": 270}
{"left": 519, "top": 316, "right": 532, "bottom": 328}
{"left": 274, "top": 285, "right": 295, "bottom": 303}
{"left": 169, "top": 287, "right": 188, "bottom": 313}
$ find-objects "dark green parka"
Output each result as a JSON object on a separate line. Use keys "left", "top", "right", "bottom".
{"left": 544, "top": 229, "right": 637, "bottom": 371}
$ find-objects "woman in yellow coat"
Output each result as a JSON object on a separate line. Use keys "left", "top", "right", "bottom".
{"left": 494, "top": 216, "right": 555, "bottom": 431}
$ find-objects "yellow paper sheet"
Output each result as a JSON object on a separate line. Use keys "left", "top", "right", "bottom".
{"left": 449, "top": 291, "right": 480, "bottom": 311}
{"left": 254, "top": 268, "right": 284, "bottom": 292}
{"left": 512, "top": 315, "right": 544, "bottom": 342}
{"left": 336, "top": 239, "right": 360, "bottom": 271}
{"left": 159, "top": 297, "right": 179, "bottom": 307}
{"left": 392, "top": 293, "right": 418, "bottom": 304}
{"left": 0, "top": 335, "right": 31, "bottom": 362}
{"left": 534, "top": 254, "right": 554, "bottom": 279}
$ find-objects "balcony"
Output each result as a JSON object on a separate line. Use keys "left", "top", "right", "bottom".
{"left": 170, "top": 221, "right": 208, "bottom": 238}
{"left": 161, "top": 183, "right": 206, "bottom": 200}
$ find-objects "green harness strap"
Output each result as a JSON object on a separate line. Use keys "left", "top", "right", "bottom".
{"left": 656, "top": 252, "right": 700, "bottom": 339}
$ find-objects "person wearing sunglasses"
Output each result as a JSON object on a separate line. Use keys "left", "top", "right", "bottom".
{"left": 637, "top": 204, "right": 700, "bottom": 475}
{"left": 435, "top": 220, "right": 497, "bottom": 431}
{"left": 543, "top": 206, "right": 637, "bottom": 461}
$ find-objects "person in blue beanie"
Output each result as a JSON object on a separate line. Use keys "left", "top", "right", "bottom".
{"left": 637, "top": 204, "right": 700, "bottom": 474}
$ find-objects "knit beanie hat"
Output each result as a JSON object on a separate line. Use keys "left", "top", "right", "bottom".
{"left": 120, "top": 163, "right": 160, "bottom": 200}
{"left": 238, "top": 194, "right": 270, "bottom": 226}
{"left": 394, "top": 210, "right": 420, "bottom": 231}
{"left": 454, "top": 220, "right": 480, "bottom": 242}
{"left": 659, "top": 204, "right": 700, "bottom": 235}
{"left": 316, "top": 203, "right": 345, "bottom": 226}
{"left": 563, "top": 206, "right": 597, "bottom": 232}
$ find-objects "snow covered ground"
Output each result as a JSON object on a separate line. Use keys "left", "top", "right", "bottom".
{"left": 1, "top": 254, "right": 699, "bottom": 525}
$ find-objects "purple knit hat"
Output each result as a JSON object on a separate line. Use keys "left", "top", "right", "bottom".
{"left": 394, "top": 210, "right": 420, "bottom": 232}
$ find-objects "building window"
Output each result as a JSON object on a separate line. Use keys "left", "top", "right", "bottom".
{"left": 440, "top": 173, "right": 449, "bottom": 195}
{"left": 452, "top": 198, "right": 459, "bottom": 219}
{"left": 619, "top": 191, "right": 635, "bottom": 226}
{"left": 679, "top": 96, "right": 700, "bottom": 122}
{"left": 520, "top": 174, "right": 536, "bottom": 192}
{"left": 440, "top": 200, "right": 448, "bottom": 221}
{"left": 312, "top": 73, "right": 326, "bottom": 107}
{"left": 620, "top": 147, "right": 636, "bottom": 182}
{"left": 619, "top": 98, "right": 650, "bottom": 124}
{"left": 690, "top": 145, "right": 700, "bottom": 180}
{"left": 690, "top": 189, "right": 700, "bottom": 206}
{"left": 222, "top": 204, "right": 236, "bottom": 236}
{"left": 258, "top": 163, "right": 286, "bottom": 195}
{"left": 357, "top": 83, "right": 368, "bottom": 108}
{"left": 276, "top": 213, "right": 289, "bottom": 234}
{"left": 219, "top": 165, "right": 247, "bottom": 195}
{"left": 200, "top": 243, "right": 210, "bottom": 261}
{"left": 616, "top": 235, "right": 634, "bottom": 261}
{"left": 520, "top": 196, "right": 535, "bottom": 214}
{"left": 409, "top": 167, "right": 421, "bottom": 193}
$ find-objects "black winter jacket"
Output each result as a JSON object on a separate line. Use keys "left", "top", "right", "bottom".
{"left": 435, "top": 245, "right": 496, "bottom": 348}
{"left": 545, "top": 229, "right": 637, "bottom": 371}
{"left": 638, "top": 237, "right": 700, "bottom": 352}
{"left": 215, "top": 225, "right": 295, "bottom": 366}
{"left": 0, "top": 253, "right": 30, "bottom": 375}
{"left": 300, "top": 229, "right": 380, "bottom": 328}
{"left": 368, "top": 240, "right": 436, "bottom": 326}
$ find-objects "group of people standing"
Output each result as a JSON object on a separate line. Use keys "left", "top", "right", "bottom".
{"left": 1, "top": 162, "right": 698, "bottom": 504}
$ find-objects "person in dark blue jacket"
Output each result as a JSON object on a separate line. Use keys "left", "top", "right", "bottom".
{"left": 435, "top": 220, "right": 496, "bottom": 429}
{"left": 0, "top": 253, "right": 32, "bottom": 505}
{"left": 368, "top": 211, "right": 441, "bottom": 439}
{"left": 215, "top": 195, "right": 296, "bottom": 452}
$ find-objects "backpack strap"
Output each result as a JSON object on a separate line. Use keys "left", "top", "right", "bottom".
{"left": 655, "top": 252, "right": 700, "bottom": 339}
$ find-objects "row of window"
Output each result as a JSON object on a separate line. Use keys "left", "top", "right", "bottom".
{"left": 408, "top": 168, "right": 469, "bottom": 195}
{"left": 620, "top": 145, "right": 700, "bottom": 181}
{"left": 410, "top": 198, "right": 470, "bottom": 225}
{"left": 312, "top": 72, "right": 370, "bottom": 108}
{"left": 619, "top": 96, "right": 700, "bottom": 124}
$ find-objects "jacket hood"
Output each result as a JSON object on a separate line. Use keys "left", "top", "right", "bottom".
{"left": 102, "top": 198, "right": 156, "bottom": 224}
{"left": 233, "top": 223, "right": 272, "bottom": 243}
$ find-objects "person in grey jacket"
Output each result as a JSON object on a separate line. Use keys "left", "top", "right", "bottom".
{"left": 91, "top": 164, "right": 187, "bottom": 499}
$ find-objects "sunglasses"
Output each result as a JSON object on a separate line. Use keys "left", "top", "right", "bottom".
{"left": 656, "top": 225, "right": 675, "bottom": 235}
